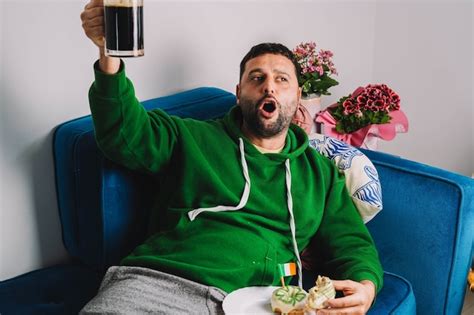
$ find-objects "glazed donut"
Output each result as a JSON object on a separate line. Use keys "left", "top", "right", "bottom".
{"left": 271, "top": 285, "right": 308, "bottom": 314}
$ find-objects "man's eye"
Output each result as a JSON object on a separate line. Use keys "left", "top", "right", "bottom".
{"left": 252, "top": 76, "right": 263, "bottom": 81}
{"left": 278, "top": 77, "right": 288, "bottom": 82}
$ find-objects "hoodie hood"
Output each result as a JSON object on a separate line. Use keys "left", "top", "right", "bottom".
{"left": 222, "top": 106, "right": 309, "bottom": 162}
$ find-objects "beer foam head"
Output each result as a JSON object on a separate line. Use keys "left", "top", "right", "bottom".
{"left": 104, "top": 0, "right": 143, "bottom": 7}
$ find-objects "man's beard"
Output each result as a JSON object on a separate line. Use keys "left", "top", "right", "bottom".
{"left": 239, "top": 95, "right": 297, "bottom": 138}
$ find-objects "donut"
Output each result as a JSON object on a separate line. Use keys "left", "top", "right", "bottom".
{"left": 271, "top": 285, "right": 308, "bottom": 314}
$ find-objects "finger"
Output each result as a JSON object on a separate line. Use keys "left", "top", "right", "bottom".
{"left": 325, "top": 294, "right": 363, "bottom": 309}
{"left": 85, "top": 0, "right": 103, "bottom": 10}
{"left": 331, "top": 280, "right": 358, "bottom": 291}
{"left": 84, "top": 25, "right": 104, "bottom": 38}
{"left": 317, "top": 305, "right": 366, "bottom": 315}
{"left": 86, "top": 15, "right": 104, "bottom": 28}
{"left": 82, "top": 6, "right": 104, "bottom": 21}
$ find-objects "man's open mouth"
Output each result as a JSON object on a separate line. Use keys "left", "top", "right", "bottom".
{"left": 259, "top": 98, "right": 277, "bottom": 114}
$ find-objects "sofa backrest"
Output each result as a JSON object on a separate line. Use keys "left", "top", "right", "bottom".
{"left": 53, "top": 87, "right": 473, "bottom": 315}
{"left": 53, "top": 87, "right": 236, "bottom": 268}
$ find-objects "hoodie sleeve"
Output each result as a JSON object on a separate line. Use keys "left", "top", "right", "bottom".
{"left": 313, "top": 165, "right": 384, "bottom": 293}
{"left": 88, "top": 60, "right": 179, "bottom": 174}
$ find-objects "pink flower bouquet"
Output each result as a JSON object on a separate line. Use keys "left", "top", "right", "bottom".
{"left": 316, "top": 84, "right": 408, "bottom": 149}
{"left": 292, "top": 42, "right": 339, "bottom": 96}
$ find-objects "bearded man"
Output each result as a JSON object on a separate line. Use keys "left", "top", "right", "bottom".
{"left": 79, "top": 1, "right": 383, "bottom": 314}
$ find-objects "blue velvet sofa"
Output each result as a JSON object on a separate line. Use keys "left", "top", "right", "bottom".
{"left": 0, "top": 87, "right": 472, "bottom": 315}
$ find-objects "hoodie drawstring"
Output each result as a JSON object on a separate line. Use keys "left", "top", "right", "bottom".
{"left": 187, "top": 138, "right": 251, "bottom": 221}
{"left": 187, "top": 138, "right": 302, "bottom": 287}
{"left": 285, "top": 159, "right": 302, "bottom": 288}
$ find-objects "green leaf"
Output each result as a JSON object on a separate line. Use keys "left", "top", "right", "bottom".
{"left": 302, "top": 81, "right": 311, "bottom": 94}
{"left": 299, "top": 72, "right": 338, "bottom": 95}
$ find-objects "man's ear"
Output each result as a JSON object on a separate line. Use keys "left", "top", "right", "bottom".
{"left": 236, "top": 84, "right": 241, "bottom": 105}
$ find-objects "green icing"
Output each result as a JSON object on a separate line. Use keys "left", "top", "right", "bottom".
{"left": 274, "top": 287, "right": 307, "bottom": 306}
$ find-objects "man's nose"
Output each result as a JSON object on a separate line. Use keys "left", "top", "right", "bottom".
{"left": 262, "top": 79, "right": 275, "bottom": 95}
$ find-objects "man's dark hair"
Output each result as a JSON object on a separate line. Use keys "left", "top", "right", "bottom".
{"left": 239, "top": 43, "right": 300, "bottom": 82}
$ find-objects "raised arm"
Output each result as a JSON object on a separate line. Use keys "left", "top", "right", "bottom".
{"left": 80, "top": 0, "right": 179, "bottom": 173}
{"left": 81, "top": 0, "right": 120, "bottom": 74}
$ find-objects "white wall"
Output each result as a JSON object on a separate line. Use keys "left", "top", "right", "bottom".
{"left": 0, "top": 0, "right": 471, "bottom": 280}
{"left": 0, "top": 0, "right": 4, "bottom": 279}
{"left": 373, "top": 0, "right": 473, "bottom": 176}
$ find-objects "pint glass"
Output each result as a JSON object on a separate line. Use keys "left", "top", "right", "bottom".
{"left": 104, "top": 0, "right": 144, "bottom": 57}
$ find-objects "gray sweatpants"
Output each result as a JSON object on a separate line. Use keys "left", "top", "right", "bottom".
{"left": 80, "top": 266, "right": 227, "bottom": 315}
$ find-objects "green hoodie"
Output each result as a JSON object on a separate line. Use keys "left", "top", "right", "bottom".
{"left": 89, "top": 61, "right": 383, "bottom": 294}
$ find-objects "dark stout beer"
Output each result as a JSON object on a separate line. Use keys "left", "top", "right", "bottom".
{"left": 104, "top": 2, "right": 144, "bottom": 57}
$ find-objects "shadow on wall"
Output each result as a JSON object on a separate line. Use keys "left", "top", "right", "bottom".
{"left": 28, "top": 130, "right": 69, "bottom": 266}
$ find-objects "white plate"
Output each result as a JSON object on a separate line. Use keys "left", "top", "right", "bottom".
{"left": 222, "top": 286, "right": 279, "bottom": 315}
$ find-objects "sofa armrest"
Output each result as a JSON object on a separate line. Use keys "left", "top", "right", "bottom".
{"left": 0, "top": 264, "right": 104, "bottom": 315}
{"left": 361, "top": 148, "right": 474, "bottom": 314}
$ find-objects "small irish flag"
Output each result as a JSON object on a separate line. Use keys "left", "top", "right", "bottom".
{"left": 278, "top": 262, "right": 297, "bottom": 278}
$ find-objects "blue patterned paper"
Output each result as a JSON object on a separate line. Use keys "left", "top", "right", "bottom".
{"left": 353, "top": 166, "right": 382, "bottom": 207}
{"left": 308, "top": 134, "right": 383, "bottom": 220}
{"left": 309, "top": 136, "right": 363, "bottom": 170}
